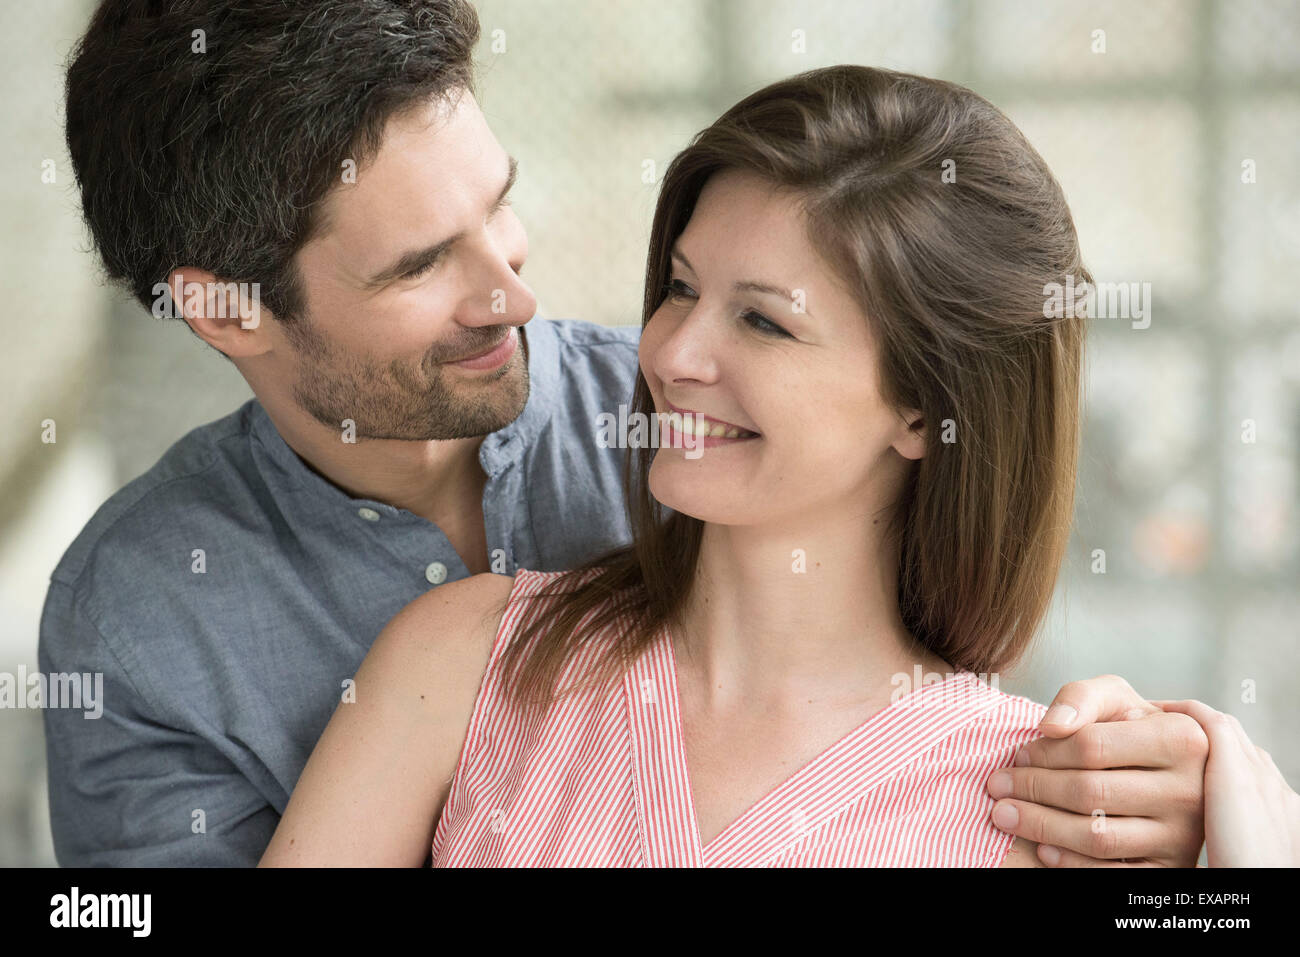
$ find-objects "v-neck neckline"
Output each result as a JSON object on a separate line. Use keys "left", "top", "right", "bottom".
{"left": 625, "top": 620, "right": 1006, "bottom": 867}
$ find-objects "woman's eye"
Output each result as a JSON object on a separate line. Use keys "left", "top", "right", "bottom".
{"left": 743, "top": 310, "right": 793, "bottom": 338}
{"left": 664, "top": 277, "right": 697, "bottom": 301}
{"left": 663, "top": 278, "right": 792, "bottom": 338}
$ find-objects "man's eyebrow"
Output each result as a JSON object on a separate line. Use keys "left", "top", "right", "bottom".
{"left": 670, "top": 245, "right": 804, "bottom": 309}
{"left": 363, "top": 155, "right": 518, "bottom": 289}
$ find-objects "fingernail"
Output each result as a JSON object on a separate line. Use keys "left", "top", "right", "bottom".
{"left": 1039, "top": 844, "right": 1061, "bottom": 866}
{"left": 1043, "top": 704, "right": 1077, "bottom": 726}
{"left": 1014, "top": 748, "right": 1030, "bottom": 767}
{"left": 988, "top": 770, "right": 1013, "bottom": 798}
{"left": 992, "top": 802, "right": 1018, "bottom": 830}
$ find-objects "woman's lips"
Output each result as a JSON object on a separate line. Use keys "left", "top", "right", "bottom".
{"left": 659, "top": 402, "right": 760, "bottom": 449}
{"left": 447, "top": 327, "right": 518, "bottom": 370}
{"left": 660, "top": 417, "right": 760, "bottom": 449}
{"left": 664, "top": 401, "right": 759, "bottom": 437}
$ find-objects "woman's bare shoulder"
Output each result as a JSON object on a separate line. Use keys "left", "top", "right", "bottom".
{"left": 361, "top": 573, "right": 519, "bottom": 812}
{"left": 258, "top": 573, "right": 519, "bottom": 865}
{"left": 374, "top": 572, "right": 517, "bottom": 678}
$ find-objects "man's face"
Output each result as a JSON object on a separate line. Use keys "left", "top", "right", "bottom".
{"left": 275, "top": 88, "right": 538, "bottom": 441}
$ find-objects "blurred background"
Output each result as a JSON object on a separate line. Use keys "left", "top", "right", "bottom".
{"left": 1, "top": 0, "right": 1297, "bottom": 866}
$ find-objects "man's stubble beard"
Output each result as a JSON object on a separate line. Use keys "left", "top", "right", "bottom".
{"left": 282, "top": 316, "right": 530, "bottom": 441}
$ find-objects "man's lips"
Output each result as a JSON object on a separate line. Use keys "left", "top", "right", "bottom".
{"left": 446, "top": 328, "right": 518, "bottom": 369}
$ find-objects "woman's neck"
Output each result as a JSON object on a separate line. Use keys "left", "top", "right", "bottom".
{"left": 676, "top": 508, "right": 952, "bottom": 716}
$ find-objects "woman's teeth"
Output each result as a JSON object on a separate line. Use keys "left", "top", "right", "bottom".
{"left": 666, "top": 412, "right": 755, "bottom": 439}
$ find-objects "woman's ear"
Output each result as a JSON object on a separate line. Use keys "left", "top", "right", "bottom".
{"left": 893, "top": 409, "right": 926, "bottom": 461}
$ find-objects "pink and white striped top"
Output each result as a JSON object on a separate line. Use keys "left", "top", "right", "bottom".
{"left": 431, "top": 569, "right": 1048, "bottom": 867}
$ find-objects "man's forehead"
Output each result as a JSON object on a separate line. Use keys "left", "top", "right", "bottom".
{"left": 328, "top": 93, "right": 493, "bottom": 227}
{"left": 307, "top": 92, "right": 508, "bottom": 267}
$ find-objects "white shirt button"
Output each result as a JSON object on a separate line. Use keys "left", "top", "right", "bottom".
{"left": 357, "top": 507, "right": 381, "bottom": 522}
{"left": 425, "top": 561, "right": 448, "bottom": 585}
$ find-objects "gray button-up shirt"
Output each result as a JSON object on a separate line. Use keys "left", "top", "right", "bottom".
{"left": 38, "top": 317, "right": 642, "bottom": 866}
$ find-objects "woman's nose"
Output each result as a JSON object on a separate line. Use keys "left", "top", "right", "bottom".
{"left": 651, "top": 304, "right": 721, "bottom": 386}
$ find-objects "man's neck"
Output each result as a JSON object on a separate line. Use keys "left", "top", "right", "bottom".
{"left": 257, "top": 394, "right": 488, "bottom": 529}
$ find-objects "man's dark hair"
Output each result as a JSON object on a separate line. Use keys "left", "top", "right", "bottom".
{"left": 64, "top": 0, "right": 481, "bottom": 323}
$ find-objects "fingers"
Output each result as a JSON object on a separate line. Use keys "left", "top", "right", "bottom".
{"left": 1015, "top": 710, "right": 1209, "bottom": 770}
{"left": 986, "top": 766, "right": 1183, "bottom": 817}
{"left": 1036, "top": 844, "right": 1162, "bottom": 867}
{"left": 990, "top": 798, "right": 1174, "bottom": 861}
{"left": 1156, "top": 698, "right": 1220, "bottom": 727}
{"left": 1037, "top": 674, "right": 1162, "bottom": 739}
{"left": 1159, "top": 699, "right": 1255, "bottom": 758}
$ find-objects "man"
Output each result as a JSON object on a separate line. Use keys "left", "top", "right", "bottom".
{"left": 42, "top": 0, "right": 1207, "bottom": 867}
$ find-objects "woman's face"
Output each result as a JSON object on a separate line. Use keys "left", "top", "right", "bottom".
{"left": 638, "top": 169, "right": 926, "bottom": 529}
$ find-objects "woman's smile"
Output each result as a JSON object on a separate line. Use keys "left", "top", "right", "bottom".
{"left": 660, "top": 415, "right": 761, "bottom": 449}
{"left": 662, "top": 399, "right": 760, "bottom": 444}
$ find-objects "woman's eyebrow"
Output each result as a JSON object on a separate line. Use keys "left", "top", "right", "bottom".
{"left": 734, "top": 278, "right": 796, "bottom": 301}
{"left": 671, "top": 245, "right": 807, "bottom": 314}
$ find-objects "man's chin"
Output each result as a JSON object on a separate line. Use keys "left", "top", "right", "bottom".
{"left": 292, "top": 356, "right": 530, "bottom": 441}
{"left": 378, "top": 387, "right": 529, "bottom": 441}
{"left": 444, "top": 359, "right": 530, "bottom": 433}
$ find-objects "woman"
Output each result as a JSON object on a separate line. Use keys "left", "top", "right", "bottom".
{"left": 258, "top": 65, "right": 1296, "bottom": 867}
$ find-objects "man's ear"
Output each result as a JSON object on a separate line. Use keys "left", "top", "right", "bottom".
{"left": 893, "top": 408, "right": 926, "bottom": 461}
{"left": 165, "top": 266, "right": 274, "bottom": 359}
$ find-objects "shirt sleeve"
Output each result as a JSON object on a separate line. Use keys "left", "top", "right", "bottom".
{"left": 39, "top": 580, "right": 278, "bottom": 867}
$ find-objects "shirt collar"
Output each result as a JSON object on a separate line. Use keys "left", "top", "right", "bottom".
{"left": 480, "top": 316, "right": 559, "bottom": 474}
{"left": 248, "top": 315, "right": 560, "bottom": 499}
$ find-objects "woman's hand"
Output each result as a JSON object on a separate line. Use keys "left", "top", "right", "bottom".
{"left": 1154, "top": 698, "right": 1300, "bottom": 867}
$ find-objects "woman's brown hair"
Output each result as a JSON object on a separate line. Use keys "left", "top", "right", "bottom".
{"left": 497, "top": 64, "right": 1090, "bottom": 714}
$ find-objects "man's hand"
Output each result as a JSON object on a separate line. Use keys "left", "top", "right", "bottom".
{"left": 987, "top": 674, "right": 1208, "bottom": 867}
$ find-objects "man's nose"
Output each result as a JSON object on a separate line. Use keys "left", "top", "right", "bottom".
{"left": 458, "top": 237, "right": 536, "bottom": 327}
{"left": 462, "top": 277, "right": 536, "bottom": 327}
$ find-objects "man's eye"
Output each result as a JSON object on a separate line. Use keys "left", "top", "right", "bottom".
{"left": 404, "top": 260, "right": 436, "bottom": 280}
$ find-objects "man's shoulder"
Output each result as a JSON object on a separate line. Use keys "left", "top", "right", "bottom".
{"left": 542, "top": 317, "right": 641, "bottom": 351}
{"left": 537, "top": 317, "right": 640, "bottom": 380}
{"left": 525, "top": 318, "right": 641, "bottom": 448}
{"left": 49, "top": 400, "right": 265, "bottom": 600}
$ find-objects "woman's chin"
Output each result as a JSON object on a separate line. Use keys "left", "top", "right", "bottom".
{"left": 648, "top": 468, "right": 750, "bottom": 525}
